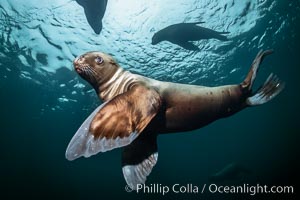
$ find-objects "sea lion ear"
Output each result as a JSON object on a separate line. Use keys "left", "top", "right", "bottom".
{"left": 65, "top": 85, "right": 162, "bottom": 161}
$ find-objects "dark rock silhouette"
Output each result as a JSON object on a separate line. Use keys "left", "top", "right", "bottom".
{"left": 76, "top": 0, "right": 108, "bottom": 34}
{"left": 209, "top": 163, "right": 252, "bottom": 183}
{"left": 152, "top": 22, "right": 230, "bottom": 51}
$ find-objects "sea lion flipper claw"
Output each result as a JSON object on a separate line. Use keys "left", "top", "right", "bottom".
{"left": 65, "top": 85, "right": 162, "bottom": 161}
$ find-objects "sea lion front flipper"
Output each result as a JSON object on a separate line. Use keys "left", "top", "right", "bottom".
{"left": 65, "top": 85, "right": 162, "bottom": 161}
{"left": 179, "top": 41, "right": 199, "bottom": 51}
{"left": 122, "top": 131, "right": 158, "bottom": 190}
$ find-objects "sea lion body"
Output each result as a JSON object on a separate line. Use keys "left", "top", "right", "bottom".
{"left": 98, "top": 69, "right": 243, "bottom": 133}
{"left": 67, "top": 50, "right": 284, "bottom": 190}
{"left": 159, "top": 82, "right": 243, "bottom": 132}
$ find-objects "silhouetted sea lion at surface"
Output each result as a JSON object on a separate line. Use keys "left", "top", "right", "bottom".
{"left": 152, "top": 22, "right": 230, "bottom": 50}
{"left": 65, "top": 50, "right": 284, "bottom": 190}
{"left": 76, "top": 0, "right": 108, "bottom": 34}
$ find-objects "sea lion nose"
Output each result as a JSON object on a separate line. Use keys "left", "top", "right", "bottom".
{"left": 73, "top": 56, "right": 81, "bottom": 66}
{"left": 73, "top": 56, "right": 83, "bottom": 73}
{"left": 74, "top": 55, "right": 85, "bottom": 65}
{"left": 73, "top": 58, "right": 78, "bottom": 67}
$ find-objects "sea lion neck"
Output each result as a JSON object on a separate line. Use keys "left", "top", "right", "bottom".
{"left": 98, "top": 67, "right": 136, "bottom": 101}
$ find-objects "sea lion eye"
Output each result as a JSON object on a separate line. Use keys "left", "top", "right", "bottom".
{"left": 95, "top": 56, "right": 104, "bottom": 64}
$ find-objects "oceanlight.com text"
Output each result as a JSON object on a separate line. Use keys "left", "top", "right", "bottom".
{"left": 125, "top": 183, "right": 294, "bottom": 196}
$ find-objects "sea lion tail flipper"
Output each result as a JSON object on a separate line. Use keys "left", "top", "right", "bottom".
{"left": 246, "top": 73, "right": 285, "bottom": 106}
{"left": 242, "top": 50, "right": 285, "bottom": 106}
{"left": 65, "top": 85, "right": 162, "bottom": 161}
{"left": 122, "top": 131, "right": 158, "bottom": 190}
{"left": 242, "top": 50, "right": 273, "bottom": 90}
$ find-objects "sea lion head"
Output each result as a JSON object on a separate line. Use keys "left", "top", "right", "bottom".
{"left": 73, "top": 51, "right": 120, "bottom": 89}
{"left": 151, "top": 32, "right": 163, "bottom": 45}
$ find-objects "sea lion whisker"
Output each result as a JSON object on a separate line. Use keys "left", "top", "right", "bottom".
{"left": 86, "top": 67, "right": 95, "bottom": 74}
{"left": 81, "top": 67, "right": 89, "bottom": 74}
{"left": 82, "top": 66, "right": 92, "bottom": 73}
{"left": 86, "top": 68, "right": 97, "bottom": 78}
{"left": 84, "top": 68, "right": 99, "bottom": 84}
{"left": 84, "top": 69, "right": 91, "bottom": 76}
{"left": 81, "top": 67, "right": 93, "bottom": 79}
{"left": 88, "top": 67, "right": 98, "bottom": 75}
{"left": 86, "top": 70, "right": 95, "bottom": 79}
{"left": 88, "top": 67, "right": 101, "bottom": 80}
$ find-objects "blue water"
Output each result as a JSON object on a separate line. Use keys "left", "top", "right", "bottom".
{"left": 0, "top": 0, "right": 299, "bottom": 199}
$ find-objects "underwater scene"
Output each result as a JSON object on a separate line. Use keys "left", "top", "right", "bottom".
{"left": 0, "top": 0, "right": 299, "bottom": 199}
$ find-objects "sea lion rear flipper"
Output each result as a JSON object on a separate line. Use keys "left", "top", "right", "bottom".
{"left": 65, "top": 85, "right": 162, "bottom": 161}
{"left": 122, "top": 131, "right": 158, "bottom": 190}
{"left": 240, "top": 50, "right": 285, "bottom": 106}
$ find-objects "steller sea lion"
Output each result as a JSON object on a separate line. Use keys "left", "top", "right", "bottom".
{"left": 65, "top": 50, "right": 284, "bottom": 190}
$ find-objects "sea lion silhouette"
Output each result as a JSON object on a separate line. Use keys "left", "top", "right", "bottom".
{"left": 152, "top": 22, "right": 230, "bottom": 50}
{"left": 76, "top": 0, "right": 108, "bottom": 34}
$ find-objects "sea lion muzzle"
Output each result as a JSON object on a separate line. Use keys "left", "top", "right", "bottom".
{"left": 73, "top": 55, "right": 90, "bottom": 75}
